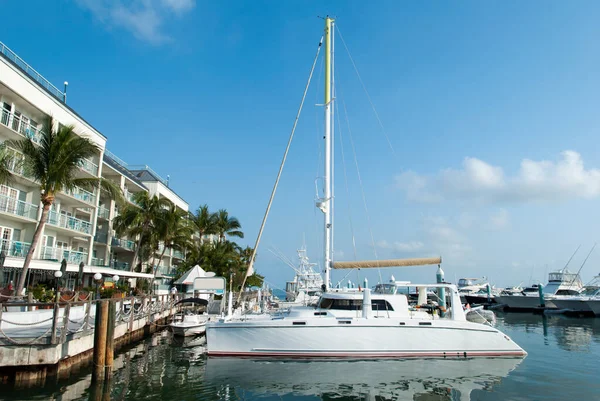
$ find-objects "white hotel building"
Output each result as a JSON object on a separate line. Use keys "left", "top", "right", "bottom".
{"left": 0, "top": 41, "right": 190, "bottom": 293}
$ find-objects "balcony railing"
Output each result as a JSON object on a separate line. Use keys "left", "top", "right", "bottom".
{"left": 47, "top": 210, "right": 92, "bottom": 235}
{"left": 65, "top": 186, "right": 96, "bottom": 205}
{"left": 0, "top": 193, "right": 38, "bottom": 220}
{"left": 91, "top": 257, "right": 105, "bottom": 267}
{"left": 104, "top": 149, "right": 128, "bottom": 168}
{"left": 78, "top": 158, "right": 99, "bottom": 176}
{"left": 41, "top": 246, "right": 87, "bottom": 264}
{"left": 0, "top": 239, "right": 31, "bottom": 257}
{"left": 111, "top": 237, "right": 136, "bottom": 252}
{"left": 0, "top": 108, "right": 44, "bottom": 144}
{"left": 111, "top": 261, "right": 130, "bottom": 271}
{"left": 97, "top": 206, "right": 110, "bottom": 220}
{"left": 172, "top": 249, "right": 184, "bottom": 259}
{"left": 129, "top": 164, "right": 168, "bottom": 186}
{"left": 0, "top": 41, "right": 65, "bottom": 100}
{"left": 123, "top": 190, "right": 138, "bottom": 205}
{"left": 94, "top": 232, "right": 108, "bottom": 244}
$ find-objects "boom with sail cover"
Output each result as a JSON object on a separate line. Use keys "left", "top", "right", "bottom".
{"left": 332, "top": 257, "right": 442, "bottom": 269}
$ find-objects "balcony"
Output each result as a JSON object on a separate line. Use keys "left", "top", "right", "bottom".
{"left": 0, "top": 194, "right": 38, "bottom": 220}
{"left": 0, "top": 107, "right": 44, "bottom": 144}
{"left": 94, "top": 232, "right": 108, "bottom": 244}
{"left": 78, "top": 158, "right": 99, "bottom": 176}
{"left": 91, "top": 257, "right": 105, "bottom": 267}
{"left": 111, "top": 237, "right": 136, "bottom": 252}
{"left": 65, "top": 186, "right": 96, "bottom": 205}
{"left": 41, "top": 246, "right": 87, "bottom": 264}
{"left": 111, "top": 261, "right": 130, "bottom": 271}
{"left": 1, "top": 240, "right": 31, "bottom": 257}
{"left": 47, "top": 210, "right": 92, "bottom": 235}
{"left": 173, "top": 249, "right": 184, "bottom": 259}
{"left": 97, "top": 206, "right": 110, "bottom": 220}
{"left": 123, "top": 190, "right": 139, "bottom": 205}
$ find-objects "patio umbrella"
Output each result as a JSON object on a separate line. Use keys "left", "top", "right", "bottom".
{"left": 60, "top": 259, "right": 67, "bottom": 288}
{"left": 77, "top": 262, "right": 84, "bottom": 289}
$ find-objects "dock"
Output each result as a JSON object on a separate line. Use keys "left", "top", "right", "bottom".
{"left": 0, "top": 294, "right": 179, "bottom": 385}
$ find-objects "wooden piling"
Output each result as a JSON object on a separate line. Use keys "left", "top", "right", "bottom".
{"left": 50, "top": 296, "right": 60, "bottom": 345}
{"left": 104, "top": 300, "right": 116, "bottom": 380}
{"left": 92, "top": 300, "right": 109, "bottom": 382}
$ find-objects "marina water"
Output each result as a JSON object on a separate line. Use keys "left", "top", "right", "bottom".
{"left": 2, "top": 313, "right": 599, "bottom": 401}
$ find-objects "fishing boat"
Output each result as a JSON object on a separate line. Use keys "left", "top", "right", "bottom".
{"left": 276, "top": 244, "right": 323, "bottom": 307}
{"left": 170, "top": 298, "right": 209, "bottom": 337}
{"left": 495, "top": 269, "right": 584, "bottom": 311}
{"left": 551, "top": 276, "right": 600, "bottom": 315}
{"left": 206, "top": 17, "right": 526, "bottom": 358}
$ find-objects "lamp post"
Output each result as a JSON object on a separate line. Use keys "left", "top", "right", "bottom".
{"left": 54, "top": 271, "right": 63, "bottom": 302}
{"left": 94, "top": 273, "right": 102, "bottom": 300}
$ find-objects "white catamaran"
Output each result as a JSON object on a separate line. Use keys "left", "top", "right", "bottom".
{"left": 206, "top": 17, "right": 526, "bottom": 358}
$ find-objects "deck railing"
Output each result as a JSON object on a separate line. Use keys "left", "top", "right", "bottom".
{"left": 41, "top": 246, "right": 88, "bottom": 264}
{"left": 0, "top": 239, "right": 31, "bottom": 257}
{"left": 0, "top": 193, "right": 38, "bottom": 220}
{"left": 47, "top": 211, "right": 92, "bottom": 235}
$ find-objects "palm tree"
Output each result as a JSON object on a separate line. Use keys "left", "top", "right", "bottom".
{"left": 112, "top": 192, "right": 173, "bottom": 271}
{"left": 0, "top": 143, "right": 16, "bottom": 186}
{"left": 11, "top": 116, "right": 123, "bottom": 295}
{"left": 214, "top": 209, "right": 244, "bottom": 242}
{"left": 190, "top": 204, "right": 217, "bottom": 244}
{"left": 154, "top": 204, "right": 192, "bottom": 267}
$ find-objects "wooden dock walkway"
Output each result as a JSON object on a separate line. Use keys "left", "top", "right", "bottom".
{"left": 0, "top": 294, "right": 180, "bottom": 385}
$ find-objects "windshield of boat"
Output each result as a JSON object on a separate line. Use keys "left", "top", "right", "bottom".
{"left": 374, "top": 284, "right": 396, "bottom": 294}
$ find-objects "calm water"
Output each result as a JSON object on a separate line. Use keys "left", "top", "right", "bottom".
{"left": 2, "top": 313, "right": 600, "bottom": 401}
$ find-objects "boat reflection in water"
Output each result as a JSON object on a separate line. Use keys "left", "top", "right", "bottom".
{"left": 205, "top": 357, "right": 523, "bottom": 400}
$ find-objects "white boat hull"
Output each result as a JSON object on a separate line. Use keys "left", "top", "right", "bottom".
{"left": 206, "top": 317, "right": 526, "bottom": 358}
{"left": 551, "top": 298, "right": 593, "bottom": 313}
{"left": 496, "top": 295, "right": 556, "bottom": 310}
{"left": 170, "top": 322, "right": 207, "bottom": 337}
{"left": 586, "top": 299, "right": 600, "bottom": 316}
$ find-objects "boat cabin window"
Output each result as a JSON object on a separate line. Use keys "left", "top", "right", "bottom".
{"left": 374, "top": 284, "right": 396, "bottom": 295}
{"left": 555, "top": 289, "right": 581, "bottom": 296}
{"left": 458, "top": 279, "right": 474, "bottom": 287}
{"left": 318, "top": 298, "right": 394, "bottom": 311}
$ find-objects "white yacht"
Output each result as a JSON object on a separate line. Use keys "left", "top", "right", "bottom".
{"left": 281, "top": 245, "right": 323, "bottom": 307}
{"left": 169, "top": 298, "right": 209, "bottom": 337}
{"left": 458, "top": 278, "right": 489, "bottom": 295}
{"left": 496, "top": 269, "right": 583, "bottom": 310}
{"left": 207, "top": 17, "right": 525, "bottom": 359}
{"left": 551, "top": 276, "right": 600, "bottom": 314}
{"left": 585, "top": 296, "right": 600, "bottom": 316}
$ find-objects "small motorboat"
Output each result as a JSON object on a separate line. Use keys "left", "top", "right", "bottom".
{"left": 170, "top": 298, "right": 210, "bottom": 337}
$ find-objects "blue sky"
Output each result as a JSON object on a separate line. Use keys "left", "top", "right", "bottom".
{"left": 3, "top": 1, "right": 600, "bottom": 289}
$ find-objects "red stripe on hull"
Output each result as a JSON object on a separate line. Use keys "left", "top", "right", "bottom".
{"left": 207, "top": 350, "right": 527, "bottom": 358}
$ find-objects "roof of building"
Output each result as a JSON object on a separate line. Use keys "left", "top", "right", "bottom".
{"left": 0, "top": 43, "right": 107, "bottom": 140}
{"left": 103, "top": 154, "right": 148, "bottom": 190}
{"left": 174, "top": 265, "right": 208, "bottom": 285}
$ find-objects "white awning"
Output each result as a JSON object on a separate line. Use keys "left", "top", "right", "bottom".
{"left": 2, "top": 257, "right": 153, "bottom": 279}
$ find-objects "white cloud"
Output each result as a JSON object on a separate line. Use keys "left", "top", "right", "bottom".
{"left": 396, "top": 151, "right": 600, "bottom": 204}
{"left": 489, "top": 209, "right": 509, "bottom": 230}
{"left": 76, "top": 0, "right": 195, "bottom": 45}
{"left": 378, "top": 240, "right": 425, "bottom": 252}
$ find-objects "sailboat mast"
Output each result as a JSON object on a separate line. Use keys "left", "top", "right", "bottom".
{"left": 323, "top": 17, "right": 334, "bottom": 291}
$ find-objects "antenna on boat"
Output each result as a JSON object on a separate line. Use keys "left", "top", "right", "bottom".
{"left": 568, "top": 243, "right": 596, "bottom": 287}
{"left": 562, "top": 244, "right": 581, "bottom": 271}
